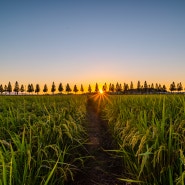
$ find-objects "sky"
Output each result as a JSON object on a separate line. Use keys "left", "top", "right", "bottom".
{"left": 0, "top": 0, "right": 185, "bottom": 92}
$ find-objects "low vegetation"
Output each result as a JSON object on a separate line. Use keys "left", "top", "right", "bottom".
{"left": 0, "top": 95, "right": 88, "bottom": 185}
{"left": 102, "top": 95, "right": 185, "bottom": 184}
{"left": 1, "top": 94, "right": 185, "bottom": 184}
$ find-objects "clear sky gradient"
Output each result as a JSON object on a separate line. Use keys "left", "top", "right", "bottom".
{"left": 0, "top": 0, "right": 185, "bottom": 91}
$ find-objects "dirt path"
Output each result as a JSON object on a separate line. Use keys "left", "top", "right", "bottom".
{"left": 71, "top": 97, "right": 124, "bottom": 185}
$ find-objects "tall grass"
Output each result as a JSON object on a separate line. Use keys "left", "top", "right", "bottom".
{"left": 102, "top": 95, "right": 185, "bottom": 184}
{"left": 0, "top": 95, "right": 88, "bottom": 185}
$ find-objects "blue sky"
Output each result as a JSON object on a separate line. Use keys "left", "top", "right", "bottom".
{"left": 0, "top": 0, "right": 185, "bottom": 91}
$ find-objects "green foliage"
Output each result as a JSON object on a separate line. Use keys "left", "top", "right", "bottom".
{"left": 102, "top": 95, "right": 185, "bottom": 184}
{"left": 0, "top": 96, "right": 88, "bottom": 185}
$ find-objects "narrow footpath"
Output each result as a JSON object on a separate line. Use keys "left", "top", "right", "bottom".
{"left": 72, "top": 97, "right": 124, "bottom": 185}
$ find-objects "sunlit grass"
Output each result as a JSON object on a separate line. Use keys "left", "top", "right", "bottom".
{"left": 101, "top": 95, "right": 185, "bottom": 184}
{"left": 0, "top": 95, "right": 88, "bottom": 185}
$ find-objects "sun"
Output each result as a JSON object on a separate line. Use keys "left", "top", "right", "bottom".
{"left": 99, "top": 89, "right": 104, "bottom": 94}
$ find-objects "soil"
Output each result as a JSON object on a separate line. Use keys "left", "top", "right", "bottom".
{"left": 70, "top": 96, "right": 125, "bottom": 185}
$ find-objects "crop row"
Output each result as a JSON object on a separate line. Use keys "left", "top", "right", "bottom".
{"left": 0, "top": 95, "right": 88, "bottom": 185}
{"left": 101, "top": 95, "right": 185, "bottom": 184}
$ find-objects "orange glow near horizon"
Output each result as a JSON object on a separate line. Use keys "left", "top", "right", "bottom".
{"left": 99, "top": 89, "right": 103, "bottom": 94}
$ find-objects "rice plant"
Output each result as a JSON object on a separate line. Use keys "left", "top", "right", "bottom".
{"left": 102, "top": 95, "right": 185, "bottom": 184}
{"left": 0, "top": 95, "right": 88, "bottom": 185}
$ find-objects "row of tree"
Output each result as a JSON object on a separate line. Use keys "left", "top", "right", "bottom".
{"left": 0, "top": 81, "right": 184, "bottom": 95}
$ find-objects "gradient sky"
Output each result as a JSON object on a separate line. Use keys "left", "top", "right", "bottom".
{"left": 0, "top": 0, "right": 185, "bottom": 91}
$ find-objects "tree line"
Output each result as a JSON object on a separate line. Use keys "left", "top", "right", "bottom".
{"left": 0, "top": 81, "right": 184, "bottom": 95}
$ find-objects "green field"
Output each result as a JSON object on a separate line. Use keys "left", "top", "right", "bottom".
{"left": 0, "top": 94, "right": 185, "bottom": 184}
{"left": 101, "top": 95, "right": 185, "bottom": 184}
{"left": 0, "top": 95, "right": 88, "bottom": 185}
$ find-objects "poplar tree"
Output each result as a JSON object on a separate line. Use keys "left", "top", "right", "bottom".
{"left": 14, "top": 81, "right": 19, "bottom": 95}
{"left": 51, "top": 82, "right": 56, "bottom": 94}
{"left": 73, "top": 84, "right": 78, "bottom": 94}
{"left": 31, "top": 84, "right": 34, "bottom": 94}
{"left": 43, "top": 84, "right": 48, "bottom": 94}
{"left": 20, "top": 85, "right": 25, "bottom": 94}
{"left": 162, "top": 85, "right": 167, "bottom": 92}
{"left": 0, "top": 84, "right": 3, "bottom": 94}
{"left": 109, "top": 83, "right": 112, "bottom": 92}
{"left": 35, "top": 84, "right": 40, "bottom": 94}
{"left": 7, "top": 82, "right": 12, "bottom": 94}
{"left": 155, "top": 83, "right": 158, "bottom": 90}
{"left": 66, "top": 83, "right": 71, "bottom": 94}
{"left": 124, "top": 83, "right": 129, "bottom": 91}
{"left": 4, "top": 85, "right": 7, "bottom": 94}
{"left": 58, "top": 83, "right": 64, "bottom": 93}
{"left": 27, "top": 84, "right": 32, "bottom": 94}
{"left": 130, "top": 81, "right": 134, "bottom": 90}
{"left": 144, "top": 81, "right": 148, "bottom": 92}
{"left": 80, "top": 84, "right": 84, "bottom": 94}
{"left": 102, "top": 83, "right": 107, "bottom": 92}
{"left": 177, "top": 82, "right": 183, "bottom": 92}
{"left": 137, "top": 81, "right": 141, "bottom": 91}
{"left": 95, "top": 83, "right": 99, "bottom": 93}
{"left": 111, "top": 84, "right": 115, "bottom": 92}
{"left": 88, "top": 84, "right": 92, "bottom": 93}
{"left": 169, "top": 82, "right": 176, "bottom": 92}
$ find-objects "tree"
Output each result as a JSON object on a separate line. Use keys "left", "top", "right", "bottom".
{"left": 144, "top": 81, "right": 148, "bottom": 92}
{"left": 119, "top": 83, "right": 122, "bottom": 91}
{"left": 102, "top": 83, "right": 107, "bottom": 92}
{"left": 88, "top": 84, "right": 92, "bottom": 93}
{"left": 35, "top": 84, "right": 40, "bottom": 94}
{"left": 20, "top": 85, "right": 25, "bottom": 94}
{"left": 7, "top": 82, "right": 12, "bottom": 94}
{"left": 66, "top": 83, "right": 71, "bottom": 94}
{"left": 169, "top": 82, "right": 176, "bottom": 93}
{"left": 158, "top": 84, "right": 162, "bottom": 92}
{"left": 43, "top": 84, "right": 48, "bottom": 94}
{"left": 27, "top": 84, "right": 32, "bottom": 94}
{"left": 51, "top": 82, "right": 56, "bottom": 94}
{"left": 177, "top": 82, "right": 183, "bottom": 92}
{"left": 137, "top": 81, "right": 141, "bottom": 91}
{"left": 0, "top": 84, "right": 3, "bottom": 94}
{"left": 80, "top": 84, "right": 84, "bottom": 94}
{"left": 95, "top": 83, "right": 99, "bottom": 93}
{"left": 110, "top": 84, "right": 115, "bottom": 92}
{"left": 73, "top": 84, "right": 78, "bottom": 94}
{"left": 162, "top": 85, "right": 167, "bottom": 92}
{"left": 14, "top": 81, "right": 19, "bottom": 95}
{"left": 4, "top": 85, "right": 7, "bottom": 95}
{"left": 58, "top": 83, "right": 64, "bottom": 93}
{"left": 31, "top": 84, "right": 34, "bottom": 94}
{"left": 109, "top": 83, "right": 112, "bottom": 92}
{"left": 115, "top": 82, "right": 120, "bottom": 93}
{"left": 123, "top": 83, "right": 129, "bottom": 92}
{"left": 130, "top": 81, "right": 134, "bottom": 90}
{"left": 155, "top": 83, "right": 159, "bottom": 90}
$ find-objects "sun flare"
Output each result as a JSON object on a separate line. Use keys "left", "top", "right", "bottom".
{"left": 99, "top": 89, "right": 103, "bottom": 94}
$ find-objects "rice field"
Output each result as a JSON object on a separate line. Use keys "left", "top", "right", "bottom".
{"left": 0, "top": 94, "right": 185, "bottom": 184}
{"left": 101, "top": 94, "right": 185, "bottom": 184}
{"left": 0, "top": 95, "right": 88, "bottom": 185}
